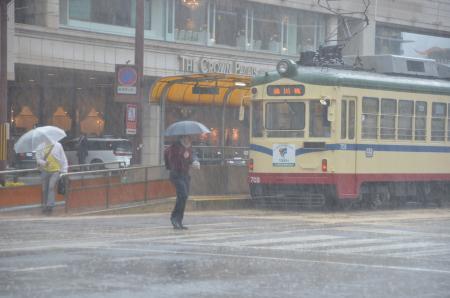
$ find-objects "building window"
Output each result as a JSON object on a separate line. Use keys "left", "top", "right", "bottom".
{"left": 375, "top": 26, "right": 404, "bottom": 55}
{"left": 376, "top": 26, "right": 450, "bottom": 65}
{"left": 432, "top": 102, "right": 446, "bottom": 141}
{"left": 252, "top": 4, "right": 281, "bottom": 52}
{"left": 13, "top": 106, "right": 38, "bottom": 132}
{"left": 15, "top": 0, "right": 46, "bottom": 26}
{"left": 213, "top": 1, "right": 247, "bottom": 48}
{"left": 174, "top": 0, "right": 208, "bottom": 43}
{"left": 69, "top": 0, "right": 134, "bottom": 27}
{"left": 295, "top": 11, "right": 324, "bottom": 53}
{"left": 80, "top": 108, "right": 104, "bottom": 136}
{"left": 52, "top": 107, "right": 72, "bottom": 132}
{"left": 65, "top": 0, "right": 160, "bottom": 37}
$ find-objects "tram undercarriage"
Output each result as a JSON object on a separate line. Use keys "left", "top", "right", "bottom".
{"left": 249, "top": 181, "right": 450, "bottom": 210}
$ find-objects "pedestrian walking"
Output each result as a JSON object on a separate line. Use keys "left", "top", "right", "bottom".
{"left": 36, "top": 141, "right": 68, "bottom": 214}
{"left": 77, "top": 134, "right": 88, "bottom": 167}
{"left": 165, "top": 135, "right": 200, "bottom": 230}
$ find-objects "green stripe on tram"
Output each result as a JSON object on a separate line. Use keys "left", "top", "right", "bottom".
{"left": 252, "top": 68, "right": 450, "bottom": 96}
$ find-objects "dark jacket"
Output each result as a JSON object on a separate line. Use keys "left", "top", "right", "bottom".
{"left": 167, "top": 141, "right": 193, "bottom": 175}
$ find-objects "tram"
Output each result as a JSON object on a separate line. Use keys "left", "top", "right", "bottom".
{"left": 247, "top": 51, "right": 450, "bottom": 208}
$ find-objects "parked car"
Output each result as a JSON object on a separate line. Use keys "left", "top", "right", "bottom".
{"left": 13, "top": 151, "right": 37, "bottom": 169}
{"left": 63, "top": 137, "right": 132, "bottom": 169}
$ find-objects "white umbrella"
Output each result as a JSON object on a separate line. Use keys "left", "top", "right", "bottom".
{"left": 165, "top": 121, "right": 211, "bottom": 136}
{"left": 14, "top": 126, "right": 67, "bottom": 153}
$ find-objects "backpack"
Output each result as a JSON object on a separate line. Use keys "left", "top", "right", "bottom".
{"left": 164, "top": 145, "right": 173, "bottom": 170}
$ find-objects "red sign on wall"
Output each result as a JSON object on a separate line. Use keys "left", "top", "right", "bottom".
{"left": 126, "top": 104, "right": 137, "bottom": 135}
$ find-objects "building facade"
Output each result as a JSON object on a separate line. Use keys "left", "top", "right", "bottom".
{"left": 5, "top": 0, "right": 450, "bottom": 165}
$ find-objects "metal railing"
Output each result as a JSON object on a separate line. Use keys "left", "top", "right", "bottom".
{"left": 0, "top": 161, "right": 126, "bottom": 186}
{"left": 60, "top": 165, "right": 165, "bottom": 213}
{"left": 166, "top": 145, "right": 249, "bottom": 165}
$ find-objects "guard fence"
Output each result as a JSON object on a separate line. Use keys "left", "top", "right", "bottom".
{"left": 0, "top": 163, "right": 174, "bottom": 213}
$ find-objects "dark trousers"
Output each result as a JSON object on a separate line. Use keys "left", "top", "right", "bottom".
{"left": 170, "top": 172, "right": 191, "bottom": 224}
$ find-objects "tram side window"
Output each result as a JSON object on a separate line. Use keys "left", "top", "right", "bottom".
{"left": 398, "top": 100, "right": 413, "bottom": 140}
{"left": 349, "top": 101, "right": 355, "bottom": 139}
{"left": 380, "top": 98, "right": 396, "bottom": 139}
{"left": 251, "top": 101, "right": 263, "bottom": 137}
{"left": 447, "top": 104, "right": 450, "bottom": 141}
{"left": 265, "top": 102, "right": 305, "bottom": 130}
{"left": 415, "top": 101, "right": 427, "bottom": 141}
{"left": 341, "top": 100, "right": 347, "bottom": 139}
{"left": 309, "top": 100, "right": 331, "bottom": 137}
{"left": 265, "top": 102, "right": 305, "bottom": 137}
{"left": 362, "top": 97, "right": 378, "bottom": 139}
{"left": 432, "top": 102, "right": 446, "bottom": 141}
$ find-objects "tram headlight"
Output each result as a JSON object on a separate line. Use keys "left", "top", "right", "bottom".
{"left": 276, "top": 59, "right": 297, "bottom": 77}
{"left": 277, "top": 60, "right": 289, "bottom": 75}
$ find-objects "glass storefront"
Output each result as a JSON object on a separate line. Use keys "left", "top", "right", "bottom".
{"left": 56, "top": 0, "right": 327, "bottom": 55}
{"left": 60, "top": 0, "right": 164, "bottom": 39}
{"left": 165, "top": 103, "right": 249, "bottom": 148}
{"left": 7, "top": 65, "right": 132, "bottom": 139}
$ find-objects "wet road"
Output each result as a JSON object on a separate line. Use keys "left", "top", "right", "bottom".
{"left": 1, "top": 208, "right": 450, "bottom": 298}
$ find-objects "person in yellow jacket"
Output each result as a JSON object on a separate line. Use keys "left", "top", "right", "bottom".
{"left": 36, "top": 141, "right": 68, "bottom": 214}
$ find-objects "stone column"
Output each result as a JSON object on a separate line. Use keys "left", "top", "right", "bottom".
{"left": 7, "top": 0, "right": 14, "bottom": 80}
{"left": 141, "top": 103, "right": 160, "bottom": 166}
{"left": 45, "top": 0, "right": 59, "bottom": 29}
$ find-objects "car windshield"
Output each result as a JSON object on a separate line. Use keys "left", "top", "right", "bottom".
{"left": 110, "top": 141, "right": 132, "bottom": 153}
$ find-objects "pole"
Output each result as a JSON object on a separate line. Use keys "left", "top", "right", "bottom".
{"left": 134, "top": 0, "right": 144, "bottom": 164}
{"left": 0, "top": 0, "right": 9, "bottom": 184}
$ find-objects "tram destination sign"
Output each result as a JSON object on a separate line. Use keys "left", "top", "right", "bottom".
{"left": 267, "top": 85, "right": 305, "bottom": 96}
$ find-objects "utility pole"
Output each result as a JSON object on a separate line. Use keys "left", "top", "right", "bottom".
{"left": 0, "top": 0, "right": 11, "bottom": 184}
{"left": 134, "top": 0, "right": 144, "bottom": 164}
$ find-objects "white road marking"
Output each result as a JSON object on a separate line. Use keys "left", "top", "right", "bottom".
{"left": 335, "top": 226, "right": 450, "bottom": 238}
{"left": 266, "top": 237, "right": 411, "bottom": 250}
{"left": 1, "top": 265, "right": 68, "bottom": 272}
{"left": 90, "top": 246, "right": 450, "bottom": 275}
{"left": 330, "top": 242, "right": 445, "bottom": 254}
{"left": 219, "top": 235, "right": 343, "bottom": 246}
{"left": 387, "top": 248, "right": 450, "bottom": 258}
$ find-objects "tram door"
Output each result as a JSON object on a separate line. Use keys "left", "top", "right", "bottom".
{"left": 339, "top": 97, "right": 358, "bottom": 198}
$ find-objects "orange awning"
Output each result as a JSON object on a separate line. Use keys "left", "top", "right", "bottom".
{"left": 149, "top": 73, "right": 251, "bottom": 107}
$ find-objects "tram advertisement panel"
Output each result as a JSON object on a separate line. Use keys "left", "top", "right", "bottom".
{"left": 272, "top": 144, "right": 295, "bottom": 167}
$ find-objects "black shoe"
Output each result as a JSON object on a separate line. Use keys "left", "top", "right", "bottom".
{"left": 178, "top": 224, "right": 188, "bottom": 230}
{"left": 171, "top": 217, "right": 180, "bottom": 229}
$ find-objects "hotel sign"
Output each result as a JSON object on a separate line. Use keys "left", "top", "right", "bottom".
{"left": 179, "top": 56, "right": 269, "bottom": 76}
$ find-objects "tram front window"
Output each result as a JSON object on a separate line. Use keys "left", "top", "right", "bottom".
{"left": 309, "top": 100, "right": 331, "bottom": 137}
{"left": 265, "top": 102, "right": 305, "bottom": 137}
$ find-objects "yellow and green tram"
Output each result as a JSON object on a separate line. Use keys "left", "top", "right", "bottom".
{"left": 248, "top": 57, "right": 450, "bottom": 208}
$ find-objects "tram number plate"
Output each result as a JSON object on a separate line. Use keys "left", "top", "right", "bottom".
{"left": 249, "top": 176, "right": 261, "bottom": 184}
